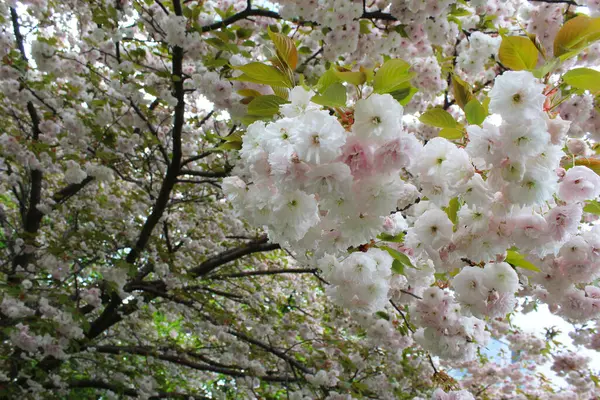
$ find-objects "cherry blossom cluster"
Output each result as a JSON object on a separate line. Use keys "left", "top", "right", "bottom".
{"left": 276, "top": 0, "right": 362, "bottom": 29}
{"left": 452, "top": 262, "right": 519, "bottom": 319}
{"left": 411, "top": 287, "right": 490, "bottom": 361}
{"left": 559, "top": 93, "right": 600, "bottom": 142}
{"left": 551, "top": 352, "right": 596, "bottom": 393}
{"left": 526, "top": 225, "right": 600, "bottom": 322}
{"left": 224, "top": 87, "right": 421, "bottom": 260}
{"left": 521, "top": 3, "right": 564, "bottom": 55}
{"left": 456, "top": 32, "right": 501, "bottom": 81}
{"left": 388, "top": 0, "right": 456, "bottom": 25}
{"left": 319, "top": 249, "right": 393, "bottom": 312}
{"left": 228, "top": 69, "right": 600, "bottom": 366}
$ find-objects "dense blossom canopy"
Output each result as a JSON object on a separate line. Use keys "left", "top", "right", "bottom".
{"left": 1, "top": 0, "right": 600, "bottom": 399}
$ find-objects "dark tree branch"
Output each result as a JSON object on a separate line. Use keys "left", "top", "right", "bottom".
{"left": 163, "top": 221, "right": 173, "bottom": 253}
{"left": 181, "top": 150, "right": 214, "bottom": 166}
{"left": 10, "top": 7, "right": 44, "bottom": 275}
{"left": 199, "top": 5, "right": 397, "bottom": 34}
{"left": 92, "top": 345, "right": 299, "bottom": 382}
{"left": 299, "top": 47, "right": 323, "bottom": 69}
{"left": 390, "top": 300, "right": 437, "bottom": 374}
{"left": 207, "top": 268, "right": 318, "bottom": 280}
{"left": 175, "top": 179, "right": 221, "bottom": 189}
{"left": 201, "top": 8, "right": 282, "bottom": 32}
{"left": 400, "top": 289, "right": 423, "bottom": 300}
{"left": 52, "top": 177, "right": 95, "bottom": 205}
{"left": 10, "top": 8, "right": 27, "bottom": 59}
{"left": 228, "top": 330, "right": 313, "bottom": 375}
{"left": 87, "top": 0, "right": 189, "bottom": 340}
{"left": 130, "top": 100, "right": 170, "bottom": 163}
{"left": 361, "top": 10, "right": 397, "bottom": 21}
{"left": 390, "top": 300, "right": 414, "bottom": 333}
{"left": 154, "top": 0, "right": 170, "bottom": 14}
{"left": 528, "top": 0, "right": 578, "bottom": 5}
{"left": 22, "top": 84, "right": 58, "bottom": 115}
{"left": 190, "top": 235, "right": 280, "bottom": 277}
{"left": 66, "top": 379, "right": 210, "bottom": 399}
{"left": 66, "top": 379, "right": 137, "bottom": 397}
{"left": 178, "top": 168, "right": 230, "bottom": 178}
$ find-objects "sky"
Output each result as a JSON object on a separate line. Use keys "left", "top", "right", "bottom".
{"left": 512, "top": 303, "right": 600, "bottom": 388}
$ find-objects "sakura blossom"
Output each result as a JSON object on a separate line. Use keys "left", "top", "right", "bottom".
{"left": 1, "top": 0, "right": 600, "bottom": 399}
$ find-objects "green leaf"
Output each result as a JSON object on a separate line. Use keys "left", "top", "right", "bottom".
{"left": 419, "top": 107, "right": 457, "bottom": 129}
{"left": 359, "top": 20, "right": 372, "bottom": 34}
{"left": 271, "top": 85, "right": 290, "bottom": 100}
{"left": 316, "top": 68, "right": 341, "bottom": 92}
{"left": 223, "top": 132, "right": 243, "bottom": 146}
{"left": 267, "top": 28, "right": 298, "bottom": 70}
{"left": 464, "top": 98, "right": 487, "bottom": 126}
{"left": 554, "top": 15, "right": 600, "bottom": 58}
{"left": 452, "top": 75, "right": 473, "bottom": 110}
{"left": 389, "top": 83, "right": 418, "bottom": 105}
{"left": 333, "top": 70, "right": 366, "bottom": 86}
{"left": 445, "top": 197, "right": 459, "bottom": 226}
{"left": 382, "top": 246, "right": 415, "bottom": 271}
{"left": 373, "top": 59, "right": 414, "bottom": 94}
{"left": 439, "top": 127, "right": 464, "bottom": 140}
{"left": 311, "top": 82, "right": 346, "bottom": 107}
{"left": 237, "top": 88, "right": 263, "bottom": 97}
{"left": 498, "top": 35, "right": 540, "bottom": 71}
{"left": 506, "top": 250, "right": 541, "bottom": 272}
{"left": 377, "top": 232, "right": 405, "bottom": 243}
{"left": 526, "top": 32, "right": 547, "bottom": 60}
{"left": 203, "top": 58, "right": 229, "bottom": 68}
{"left": 205, "top": 37, "right": 228, "bottom": 51}
{"left": 247, "top": 95, "right": 288, "bottom": 117}
{"left": 532, "top": 58, "right": 560, "bottom": 79}
{"left": 584, "top": 200, "right": 600, "bottom": 215}
{"left": 360, "top": 66, "right": 374, "bottom": 84}
{"left": 236, "top": 27, "right": 253, "bottom": 40}
{"left": 239, "top": 115, "right": 268, "bottom": 126}
{"left": 217, "top": 141, "right": 243, "bottom": 151}
{"left": 394, "top": 24, "right": 409, "bottom": 38}
{"left": 449, "top": 6, "right": 471, "bottom": 17}
{"left": 391, "top": 259, "right": 404, "bottom": 275}
{"left": 563, "top": 68, "right": 600, "bottom": 94}
{"left": 232, "top": 62, "right": 292, "bottom": 88}
{"left": 375, "top": 311, "right": 390, "bottom": 320}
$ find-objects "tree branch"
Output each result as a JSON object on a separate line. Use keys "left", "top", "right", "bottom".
{"left": 178, "top": 168, "right": 231, "bottom": 178}
{"left": 361, "top": 10, "right": 397, "bottom": 21}
{"left": 228, "top": 330, "right": 314, "bottom": 375}
{"left": 92, "top": 345, "right": 299, "bottom": 382}
{"left": 207, "top": 268, "right": 318, "bottom": 280}
{"left": 10, "top": 7, "right": 44, "bottom": 275}
{"left": 87, "top": 0, "right": 189, "bottom": 340}
{"left": 201, "top": 8, "right": 282, "bottom": 32}
{"left": 52, "top": 177, "right": 95, "bottom": 205}
{"left": 190, "top": 235, "right": 280, "bottom": 277}
{"left": 528, "top": 0, "right": 578, "bottom": 5}
{"left": 66, "top": 379, "right": 210, "bottom": 399}
{"left": 199, "top": 6, "right": 397, "bottom": 34}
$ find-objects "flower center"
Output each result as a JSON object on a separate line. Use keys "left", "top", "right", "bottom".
{"left": 512, "top": 93, "right": 522, "bottom": 104}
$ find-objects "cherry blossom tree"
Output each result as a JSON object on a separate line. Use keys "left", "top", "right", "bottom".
{"left": 1, "top": 0, "right": 600, "bottom": 399}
